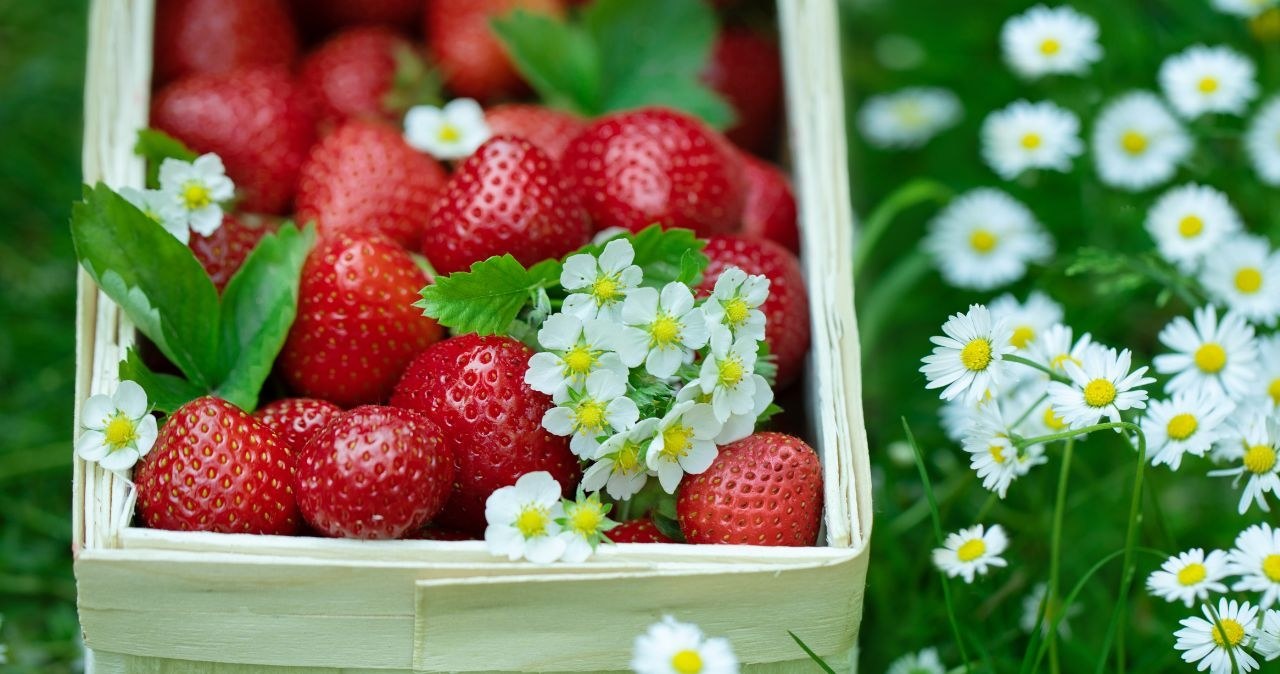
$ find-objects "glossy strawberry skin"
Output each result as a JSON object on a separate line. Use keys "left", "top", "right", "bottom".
{"left": 608, "top": 519, "right": 676, "bottom": 544}
{"left": 738, "top": 153, "right": 799, "bottom": 254}
{"left": 676, "top": 432, "right": 823, "bottom": 547}
{"left": 295, "top": 120, "right": 448, "bottom": 248}
{"left": 425, "top": 0, "right": 564, "bottom": 101}
{"left": 484, "top": 104, "right": 586, "bottom": 162}
{"left": 152, "top": 67, "right": 317, "bottom": 214}
{"left": 421, "top": 136, "right": 591, "bottom": 275}
{"left": 135, "top": 397, "right": 300, "bottom": 535}
{"left": 701, "top": 28, "right": 784, "bottom": 155}
{"left": 296, "top": 405, "right": 453, "bottom": 539}
{"left": 280, "top": 233, "right": 444, "bottom": 407}
{"left": 699, "top": 235, "right": 810, "bottom": 387}
{"left": 252, "top": 398, "right": 343, "bottom": 457}
{"left": 188, "top": 213, "right": 278, "bottom": 292}
{"left": 298, "top": 27, "right": 420, "bottom": 129}
{"left": 562, "top": 108, "right": 747, "bottom": 237}
{"left": 390, "top": 334, "right": 581, "bottom": 534}
{"left": 153, "top": 0, "right": 298, "bottom": 86}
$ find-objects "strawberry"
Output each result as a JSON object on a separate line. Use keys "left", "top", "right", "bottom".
{"left": 295, "top": 120, "right": 448, "bottom": 248}
{"left": 252, "top": 397, "right": 343, "bottom": 457}
{"left": 699, "top": 234, "right": 810, "bottom": 387}
{"left": 188, "top": 213, "right": 279, "bottom": 292}
{"left": 298, "top": 27, "right": 434, "bottom": 131}
{"left": 390, "top": 334, "right": 581, "bottom": 534}
{"left": 409, "top": 527, "right": 477, "bottom": 541}
{"left": 608, "top": 519, "right": 676, "bottom": 544}
{"left": 425, "top": 0, "right": 565, "bottom": 100}
{"left": 152, "top": 67, "right": 317, "bottom": 214}
{"left": 676, "top": 432, "right": 823, "bottom": 546}
{"left": 280, "top": 233, "right": 444, "bottom": 407}
{"left": 420, "top": 136, "right": 591, "bottom": 275}
{"left": 701, "top": 28, "right": 784, "bottom": 155}
{"left": 562, "top": 107, "right": 747, "bottom": 237}
{"left": 484, "top": 104, "right": 586, "bottom": 162}
{"left": 295, "top": 405, "right": 453, "bottom": 539}
{"left": 300, "top": 0, "right": 422, "bottom": 30}
{"left": 134, "top": 397, "right": 300, "bottom": 535}
{"left": 737, "top": 153, "right": 799, "bottom": 254}
{"left": 153, "top": 0, "right": 298, "bottom": 86}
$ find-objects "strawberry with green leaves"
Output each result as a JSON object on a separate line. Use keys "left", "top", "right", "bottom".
{"left": 298, "top": 27, "right": 441, "bottom": 131}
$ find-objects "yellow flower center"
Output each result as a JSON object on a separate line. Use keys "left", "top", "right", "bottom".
{"left": 660, "top": 424, "right": 694, "bottom": 460}
{"left": 1264, "top": 554, "right": 1280, "bottom": 582}
{"left": 988, "top": 444, "right": 1007, "bottom": 465}
{"left": 1177, "top": 562, "right": 1207, "bottom": 586}
{"left": 717, "top": 357, "right": 745, "bottom": 388}
{"left": 1178, "top": 215, "right": 1204, "bottom": 238}
{"left": 1235, "top": 267, "right": 1263, "bottom": 294}
{"left": 1021, "top": 133, "right": 1043, "bottom": 150}
{"left": 1011, "top": 325, "right": 1036, "bottom": 349}
{"left": 960, "top": 338, "right": 993, "bottom": 372}
{"left": 1050, "top": 353, "right": 1080, "bottom": 372}
{"left": 894, "top": 101, "right": 927, "bottom": 128}
{"left": 437, "top": 123, "right": 461, "bottom": 143}
{"left": 1083, "top": 378, "right": 1117, "bottom": 408}
{"left": 969, "top": 228, "right": 999, "bottom": 254}
{"left": 1166, "top": 413, "right": 1199, "bottom": 441}
{"left": 650, "top": 315, "right": 682, "bottom": 346}
{"left": 1269, "top": 377, "right": 1280, "bottom": 405}
{"left": 590, "top": 275, "right": 623, "bottom": 305}
{"left": 1194, "top": 343, "right": 1228, "bottom": 374}
{"left": 956, "top": 538, "right": 987, "bottom": 562}
{"left": 576, "top": 400, "right": 606, "bottom": 432}
{"left": 1043, "top": 405, "right": 1068, "bottom": 431}
{"left": 103, "top": 414, "right": 138, "bottom": 449}
{"left": 1198, "top": 77, "right": 1220, "bottom": 94}
{"left": 614, "top": 442, "right": 642, "bottom": 473}
{"left": 181, "top": 182, "right": 212, "bottom": 210}
{"left": 515, "top": 506, "right": 550, "bottom": 538}
{"left": 1040, "top": 38, "right": 1062, "bottom": 55}
{"left": 567, "top": 505, "right": 603, "bottom": 537}
{"left": 563, "top": 345, "right": 595, "bottom": 375}
{"left": 723, "top": 297, "right": 750, "bottom": 327}
{"left": 1211, "top": 618, "right": 1245, "bottom": 648}
{"left": 671, "top": 649, "right": 704, "bottom": 674}
{"left": 1245, "top": 444, "right": 1278, "bottom": 475}
{"left": 1120, "top": 130, "right": 1148, "bottom": 155}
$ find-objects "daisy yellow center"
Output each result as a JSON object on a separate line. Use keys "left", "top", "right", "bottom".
{"left": 568, "top": 505, "right": 603, "bottom": 536}
{"left": 956, "top": 538, "right": 986, "bottom": 562}
{"left": 1166, "top": 413, "right": 1199, "bottom": 441}
{"left": 723, "top": 297, "right": 751, "bottom": 327}
{"left": 181, "top": 182, "right": 212, "bottom": 210}
{"left": 1039, "top": 38, "right": 1062, "bottom": 55}
{"left": 650, "top": 315, "right": 682, "bottom": 346}
{"left": 1083, "top": 378, "right": 1117, "bottom": 408}
{"left": 1021, "top": 133, "right": 1043, "bottom": 150}
{"left": 1120, "top": 130, "right": 1148, "bottom": 155}
{"left": 1177, "top": 562, "right": 1207, "bottom": 586}
{"left": 894, "top": 101, "right": 927, "bottom": 128}
{"left": 1269, "top": 377, "right": 1280, "bottom": 405}
{"left": 1263, "top": 554, "right": 1280, "bottom": 582}
{"left": 1043, "top": 405, "right": 1068, "bottom": 431}
{"left": 988, "top": 444, "right": 1007, "bottom": 464}
{"left": 515, "top": 506, "right": 550, "bottom": 538}
{"left": 1235, "top": 267, "right": 1263, "bottom": 294}
{"left": 1050, "top": 353, "right": 1080, "bottom": 372}
{"left": 1178, "top": 215, "right": 1204, "bottom": 238}
{"left": 960, "top": 338, "right": 993, "bottom": 372}
{"left": 1211, "top": 618, "right": 1245, "bottom": 648}
{"left": 1194, "top": 343, "right": 1227, "bottom": 374}
{"left": 661, "top": 423, "right": 694, "bottom": 460}
{"left": 1244, "top": 444, "right": 1278, "bottom": 475}
{"left": 717, "top": 357, "right": 745, "bottom": 388}
{"left": 576, "top": 400, "right": 606, "bottom": 431}
{"left": 103, "top": 414, "right": 138, "bottom": 449}
{"left": 969, "top": 229, "right": 999, "bottom": 254}
{"left": 437, "top": 123, "right": 461, "bottom": 143}
{"left": 614, "top": 443, "right": 642, "bottom": 473}
{"left": 1011, "top": 325, "right": 1036, "bottom": 349}
{"left": 590, "top": 276, "right": 623, "bottom": 305}
{"left": 1198, "top": 77, "right": 1220, "bottom": 94}
{"left": 671, "top": 649, "right": 704, "bottom": 674}
{"left": 563, "top": 345, "right": 595, "bottom": 375}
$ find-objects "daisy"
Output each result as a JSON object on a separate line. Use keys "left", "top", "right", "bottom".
{"left": 1140, "top": 389, "right": 1235, "bottom": 470}
{"left": 1256, "top": 609, "right": 1280, "bottom": 661}
{"left": 542, "top": 372, "right": 640, "bottom": 459}
{"left": 1228, "top": 523, "right": 1280, "bottom": 608}
{"left": 484, "top": 471, "right": 569, "bottom": 564}
{"left": 1029, "top": 323, "right": 1093, "bottom": 378}
{"left": 1144, "top": 184, "right": 1244, "bottom": 272}
{"left": 557, "top": 491, "right": 616, "bottom": 563}
{"left": 933, "top": 524, "right": 1008, "bottom": 583}
{"left": 1091, "top": 92, "right": 1192, "bottom": 191}
{"left": 561, "top": 239, "right": 644, "bottom": 323}
{"left": 404, "top": 98, "right": 491, "bottom": 160}
{"left": 1174, "top": 598, "right": 1261, "bottom": 674}
{"left": 920, "top": 304, "right": 1016, "bottom": 404}
{"left": 1213, "top": 0, "right": 1279, "bottom": 18}
{"left": 1257, "top": 334, "right": 1280, "bottom": 408}
{"left": 631, "top": 616, "right": 739, "bottom": 674}
{"left": 119, "top": 186, "right": 187, "bottom": 243}
{"left": 940, "top": 395, "right": 989, "bottom": 442}
{"left": 701, "top": 267, "right": 769, "bottom": 342}
{"left": 857, "top": 87, "right": 962, "bottom": 150}
{"left": 616, "top": 283, "right": 710, "bottom": 379}
{"left": 1200, "top": 234, "right": 1280, "bottom": 328}
{"left": 961, "top": 403, "right": 1045, "bottom": 498}
{"left": 1159, "top": 45, "right": 1258, "bottom": 119}
{"left": 1210, "top": 412, "right": 1280, "bottom": 514}
{"left": 525, "top": 313, "right": 628, "bottom": 397}
{"left": 158, "top": 154, "right": 233, "bottom": 239}
{"left": 75, "top": 380, "right": 157, "bottom": 473}
{"left": 1047, "top": 345, "right": 1154, "bottom": 429}
{"left": 989, "top": 291, "right": 1064, "bottom": 352}
{"left": 886, "top": 647, "right": 945, "bottom": 674}
{"left": 581, "top": 418, "right": 660, "bottom": 500}
{"left": 1154, "top": 305, "right": 1258, "bottom": 401}
{"left": 923, "top": 189, "right": 1053, "bottom": 290}
{"left": 1020, "top": 583, "right": 1081, "bottom": 637}
{"left": 678, "top": 375, "right": 774, "bottom": 446}
{"left": 1147, "top": 548, "right": 1231, "bottom": 607}
{"left": 698, "top": 329, "right": 760, "bottom": 422}
{"left": 1246, "top": 96, "right": 1280, "bottom": 185}
{"left": 647, "top": 401, "right": 722, "bottom": 493}
{"left": 1000, "top": 5, "right": 1102, "bottom": 79}
{"left": 1001, "top": 380, "right": 1062, "bottom": 439}
{"left": 981, "top": 100, "right": 1083, "bottom": 179}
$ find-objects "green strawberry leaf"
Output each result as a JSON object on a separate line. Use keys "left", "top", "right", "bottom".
{"left": 416, "top": 254, "right": 560, "bottom": 336}
{"left": 491, "top": 10, "right": 601, "bottom": 114}
{"left": 134, "top": 129, "right": 197, "bottom": 189}
{"left": 382, "top": 44, "right": 445, "bottom": 116}
{"left": 755, "top": 402, "right": 784, "bottom": 426}
{"left": 118, "top": 348, "right": 207, "bottom": 414}
{"left": 652, "top": 511, "right": 686, "bottom": 543}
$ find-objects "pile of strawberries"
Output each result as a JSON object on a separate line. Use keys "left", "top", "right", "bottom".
{"left": 130, "top": 0, "right": 823, "bottom": 548}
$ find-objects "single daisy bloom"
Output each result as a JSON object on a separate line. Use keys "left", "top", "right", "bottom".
{"left": 158, "top": 154, "right": 233, "bottom": 238}
{"left": 1147, "top": 548, "right": 1231, "bottom": 607}
{"left": 1210, "top": 412, "right": 1280, "bottom": 514}
{"left": 631, "top": 616, "right": 739, "bottom": 674}
{"left": 581, "top": 418, "right": 660, "bottom": 501}
{"left": 561, "top": 238, "right": 643, "bottom": 323}
{"left": 119, "top": 186, "right": 188, "bottom": 243}
{"left": 1047, "top": 345, "right": 1155, "bottom": 429}
{"left": 1246, "top": 96, "right": 1280, "bottom": 185}
{"left": 557, "top": 491, "right": 616, "bottom": 563}
{"left": 1154, "top": 305, "right": 1258, "bottom": 401}
{"left": 484, "top": 471, "right": 569, "bottom": 564}
{"left": 1000, "top": 4, "right": 1102, "bottom": 79}
{"left": 646, "top": 401, "right": 722, "bottom": 494}
{"left": 920, "top": 304, "right": 1016, "bottom": 404}
{"left": 701, "top": 267, "right": 769, "bottom": 342}
{"left": 1256, "top": 609, "right": 1280, "bottom": 661}
{"left": 857, "top": 87, "right": 962, "bottom": 150}
{"left": 677, "top": 375, "right": 774, "bottom": 446}
{"left": 1019, "top": 582, "right": 1081, "bottom": 637}
{"left": 525, "top": 313, "right": 628, "bottom": 397}
{"left": 698, "top": 329, "right": 761, "bottom": 422}
{"left": 923, "top": 188, "right": 1053, "bottom": 291}
{"left": 981, "top": 100, "right": 1083, "bottom": 179}
{"left": 961, "top": 403, "right": 1043, "bottom": 498}
{"left": 542, "top": 371, "right": 640, "bottom": 459}
{"left": 989, "top": 291, "right": 1064, "bottom": 352}
{"left": 1200, "top": 234, "right": 1280, "bottom": 328}
{"left": 1029, "top": 323, "right": 1093, "bottom": 378}
{"left": 932, "top": 523, "right": 1009, "bottom": 583}
{"left": 886, "top": 647, "right": 946, "bottom": 674}
{"left": 1144, "top": 184, "right": 1244, "bottom": 272}
{"left": 1257, "top": 333, "right": 1280, "bottom": 409}
{"left": 1140, "top": 389, "right": 1235, "bottom": 470}
{"left": 1173, "top": 598, "right": 1261, "bottom": 674}
{"left": 1213, "top": 0, "right": 1279, "bottom": 18}
{"left": 616, "top": 283, "right": 710, "bottom": 379}
{"left": 1228, "top": 523, "right": 1280, "bottom": 608}
{"left": 76, "top": 380, "right": 157, "bottom": 473}
{"left": 404, "top": 98, "right": 491, "bottom": 160}
{"left": 1091, "top": 92, "right": 1192, "bottom": 191}
{"left": 1159, "top": 45, "right": 1258, "bottom": 119}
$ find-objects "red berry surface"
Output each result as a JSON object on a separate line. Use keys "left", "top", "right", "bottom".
{"left": 154, "top": 0, "right": 298, "bottom": 86}
{"left": 252, "top": 398, "right": 343, "bottom": 457}
{"left": 701, "top": 28, "right": 784, "bottom": 154}
{"left": 298, "top": 26, "right": 423, "bottom": 130}
{"left": 188, "top": 213, "right": 278, "bottom": 292}
{"left": 300, "top": 0, "right": 422, "bottom": 30}
{"left": 738, "top": 153, "right": 799, "bottom": 253}
{"left": 425, "top": 0, "right": 564, "bottom": 100}
{"left": 608, "top": 519, "right": 676, "bottom": 544}
{"left": 484, "top": 104, "right": 586, "bottom": 162}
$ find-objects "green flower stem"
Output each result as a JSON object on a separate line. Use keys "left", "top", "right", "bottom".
{"left": 1046, "top": 437, "right": 1075, "bottom": 674}
{"left": 1205, "top": 601, "right": 1242, "bottom": 674}
{"left": 1003, "top": 354, "right": 1070, "bottom": 384}
{"left": 853, "top": 178, "right": 952, "bottom": 277}
{"left": 1010, "top": 391, "right": 1048, "bottom": 430}
{"left": 1093, "top": 425, "right": 1148, "bottom": 674}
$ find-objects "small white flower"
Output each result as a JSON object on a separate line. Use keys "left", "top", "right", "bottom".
{"left": 981, "top": 100, "right": 1082, "bottom": 179}
{"left": 75, "top": 380, "right": 157, "bottom": 472}
{"left": 158, "top": 154, "right": 234, "bottom": 239}
{"left": 1200, "top": 234, "right": 1280, "bottom": 328}
{"left": 1147, "top": 548, "right": 1232, "bottom": 607}
{"left": 561, "top": 238, "right": 644, "bottom": 323}
{"left": 932, "top": 523, "right": 1009, "bottom": 583}
{"left": 961, "top": 403, "right": 1043, "bottom": 498}
{"left": 676, "top": 375, "right": 773, "bottom": 446}
{"left": 1211, "top": 412, "right": 1280, "bottom": 514}
{"left": 1047, "top": 344, "right": 1155, "bottom": 429}
{"left": 120, "top": 186, "right": 189, "bottom": 243}
{"left": 1246, "top": 96, "right": 1280, "bottom": 185}
{"left": 923, "top": 188, "right": 1053, "bottom": 291}
{"left": 701, "top": 267, "right": 769, "bottom": 342}
{"left": 404, "top": 98, "right": 491, "bottom": 160}
{"left": 698, "top": 329, "right": 760, "bottom": 422}
{"left": 525, "top": 313, "right": 628, "bottom": 397}
{"left": 920, "top": 304, "right": 1016, "bottom": 404}
{"left": 1141, "top": 389, "right": 1235, "bottom": 470}
{"left": 857, "top": 87, "right": 962, "bottom": 150}
{"left": 1256, "top": 609, "right": 1280, "bottom": 661}
{"left": 616, "top": 283, "right": 710, "bottom": 379}
{"left": 886, "top": 647, "right": 946, "bottom": 674}
{"left": 542, "top": 371, "right": 640, "bottom": 459}
{"left": 1213, "top": 0, "right": 1279, "bottom": 18}
{"left": 989, "top": 291, "right": 1064, "bottom": 352}
{"left": 631, "top": 616, "right": 739, "bottom": 674}
{"left": 1154, "top": 305, "right": 1258, "bottom": 401}
{"left": 558, "top": 491, "right": 615, "bottom": 563}
{"left": 581, "top": 418, "right": 660, "bottom": 500}
{"left": 1159, "top": 45, "right": 1258, "bottom": 119}
{"left": 1256, "top": 334, "right": 1280, "bottom": 409}
{"left": 1228, "top": 523, "right": 1280, "bottom": 608}
{"left": 1000, "top": 4, "right": 1102, "bottom": 79}
{"left": 647, "top": 401, "right": 722, "bottom": 494}
{"left": 483, "top": 471, "right": 568, "bottom": 564}
{"left": 1145, "top": 184, "right": 1244, "bottom": 272}
{"left": 1092, "top": 92, "right": 1192, "bottom": 191}
{"left": 1020, "top": 582, "right": 1081, "bottom": 637}
{"left": 1029, "top": 323, "right": 1093, "bottom": 379}
{"left": 1173, "top": 598, "right": 1261, "bottom": 674}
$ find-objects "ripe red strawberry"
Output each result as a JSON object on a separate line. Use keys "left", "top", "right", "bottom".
{"left": 738, "top": 153, "right": 799, "bottom": 254}
{"left": 701, "top": 28, "right": 783, "bottom": 154}
{"left": 421, "top": 136, "right": 591, "bottom": 275}
{"left": 295, "top": 405, "right": 453, "bottom": 539}
{"left": 135, "top": 397, "right": 300, "bottom": 535}
{"left": 484, "top": 104, "right": 586, "bottom": 162}
{"left": 188, "top": 213, "right": 279, "bottom": 292}
{"left": 280, "top": 233, "right": 444, "bottom": 407}
{"left": 252, "top": 398, "right": 343, "bottom": 457}
{"left": 562, "top": 107, "right": 747, "bottom": 237}
{"left": 608, "top": 519, "right": 676, "bottom": 544}
{"left": 152, "top": 67, "right": 317, "bottom": 214}
{"left": 677, "top": 432, "right": 823, "bottom": 546}
{"left": 295, "top": 120, "right": 448, "bottom": 248}
{"left": 699, "top": 235, "right": 810, "bottom": 387}
{"left": 390, "top": 334, "right": 581, "bottom": 534}
{"left": 153, "top": 0, "right": 298, "bottom": 86}
{"left": 301, "top": 0, "right": 422, "bottom": 30}
{"left": 425, "top": 0, "right": 565, "bottom": 100}
{"left": 298, "top": 27, "right": 433, "bottom": 131}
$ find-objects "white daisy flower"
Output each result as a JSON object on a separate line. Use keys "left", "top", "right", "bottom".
{"left": 1257, "top": 334, "right": 1280, "bottom": 409}
{"left": 1141, "top": 389, "right": 1235, "bottom": 470}
{"left": 1147, "top": 548, "right": 1232, "bottom": 608}
{"left": 1213, "top": 0, "right": 1279, "bottom": 18}
{"left": 542, "top": 371, "right": 640, "bottom": 459}
{"left": 157, "top": 154, "right": 233, "bottom": 239}
{"left": 857, "top": 87, "right": 962, "bottom": 150}
{"left": 1047, "top": 345, "right": 1155, "bottom": 429}
{"left": 990, "top": 291, "right": 1064, "bottom": 352}
{"left": 1154, "top": 306, "right": 1258, "bottom": 401}
{"left": 1159, "top": 45, "right": 1258, "bottom": 119}
{"left": 1091, "top": 92, "right": 1192, "bottom": 191}
{"left": 701, "top": 267, "right": 769, "bottom": 342}
{"left": 631, "top": 616, "right": 738, "bottom": 674}
{"left": 1145, "top": 184, "right": 1244, "bottom": 272}
{"left": 1030, "top": 324, "right": 1094, "bottom": 379}
{"left": 616, "top": 283, "right": 710, "bottom": 379}
{"left": 981, "top": 100, "right": 1083, "bottom": 179}
{"left": 525, "top": 313, "right": 628, "bottom": 398}
{"left": 932, "top": 523, "right": 1009, "bottom": 583}
{"left": 1246, "top": 96, "right": 1280, "bottom": 185}
{"left": 484, "top": 471, "right": 569, "bottom": 564}
{"left": 924, "top": 189, "right": 1053, "bottom": 291}
{"left": 558, "top": 491, "right": 615, "bottom": 563}
{"left": 920, "top": 304, "right": 1016, "bottom": 404}
{"left": 119, "top": 186, "right": 189, "bottom": 243}
{"left": 1174, "top": 598, "right": 1261, "bottom": 674}
{"left": 1228, "top": 523, "right": 1280, "bottom": 608}
{"left": 961, "top": 403, "right": 1044, "bottom": 498}
{"left": 886, "top": 647, "right": 946, "bottom": 674}
{"left": 940, "top": 394, "right": 990, "bottom": 442}
{"left": 698, "top": 329, "right": 760, "bottom": 423}
{"left": 1210, "top": 411, "right": 1280, "bottom": 514}
{"left": 581, "top": 418, "right": 660, "bottom": 501}
{"left": 1256, "top": 609, "right": 1280, "bottom": 661}
{"left": 561, "top": 238, "right": 644, "bottom": 323}
{"left": 1200, "top": 234, "right": 1280, "bottom": 328}
{"left": 1000, "top": 5, "right": 1102, "bottom": 79}
{"left": 1020, "top": 582, "right": 1081, "bottom": 637}
{"left": 75, "top": 380, "right": 158, "bottom": 473}
{"left": 647, "top": 401, "right": 722, "bottom": 494}
{"left": 404, "top": 98, "right": 491, "bottom": 160}
{"left": 677, "top": 375, "right": 774, "bottom": 446}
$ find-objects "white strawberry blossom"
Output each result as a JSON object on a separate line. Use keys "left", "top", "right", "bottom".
{"left": 678, "top": 374, "right": 775, "bottom": 446}
{"left": 483, "top": 471, "right": 569, "bottom": 564}
{"left": 525, "top": 313, "right": 628, "bottom": 397}
{"left": 701, "top": 267, "right": 769, "bottom": 342}
{"left": 120, "top": 186, "right": 188, "bottom": 243}
{"left": 698, "top": 329, "right": 761, "bottom": 422}
{"left": 616, "top": 282, "right": 710, "bottom": 379}
{"left": 581, "top": 418, "right": 660, "bottom": 500}
{"left": 157, "top": 154, "right": 233, "bottom": 241}
{"left": 647, "top": 401, "right": 723, "bottom": 493}
{"left": 542, "top": 371, "right": 640, "bottom": 459}
{"left": 76, "top": 380, "right": 158, "bottom": 473}
{"left": 404, "top": 98, "right": 491, "bottom": 160}
{"left": 560, "top": 239, "right": 644, "bottom": 323}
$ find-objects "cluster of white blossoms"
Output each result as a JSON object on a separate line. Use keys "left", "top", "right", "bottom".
{"left": 857, "top": 86, "right": 962, "bottom": 150}
{"left": 484, "top": 471, "right": 617, "bottom": 564}
{"left": 121, "top": 154, "right": 233, "bottom": 245}
{"left": 404, "top": 97, "right": 491, "bottom": 160}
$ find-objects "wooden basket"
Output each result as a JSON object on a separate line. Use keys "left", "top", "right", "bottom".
{"left": 73, "top": 0, "right": 872, "bottom": 671}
